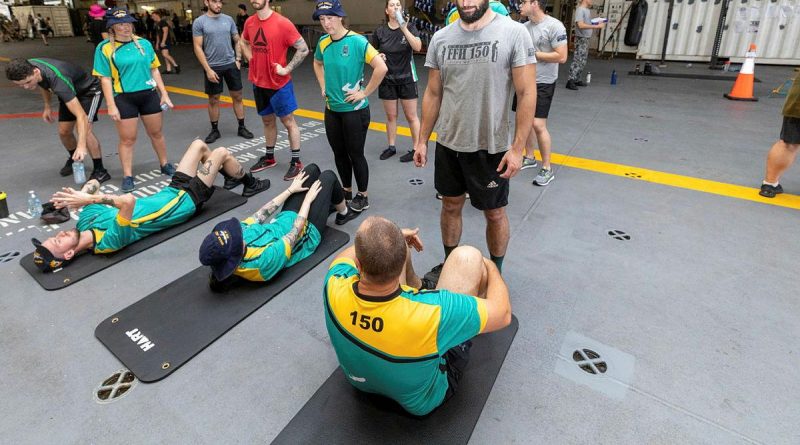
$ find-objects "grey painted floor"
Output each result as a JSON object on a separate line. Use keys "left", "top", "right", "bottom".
{"left": 0, "top": 37, "right": 797, "bottom": 444}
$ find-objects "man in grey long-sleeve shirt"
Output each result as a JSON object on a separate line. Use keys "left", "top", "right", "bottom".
{"left": 566, "top": 0, "right": 605, "bottom": 90}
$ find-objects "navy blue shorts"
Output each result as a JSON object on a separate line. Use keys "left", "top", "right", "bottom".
{"left": 254, "top": 80, "right": 298, "bottom": 118}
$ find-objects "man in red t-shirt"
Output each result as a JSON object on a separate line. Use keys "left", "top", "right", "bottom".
{"left": 240, "top": 0, "right": 310, "bottom": 181}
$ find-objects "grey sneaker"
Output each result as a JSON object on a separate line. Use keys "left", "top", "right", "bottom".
{"left": 521, "top": 156, "right": 538, "bottom": 170}
{"left": 349, "top": 193, "right": 369, "bottom": 212}
{"left": 533, "top": 167, "right": 554, "bottom": 186}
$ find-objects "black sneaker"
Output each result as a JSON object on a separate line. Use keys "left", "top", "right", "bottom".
{"left": 399, "top": 150, "right": 414, "bottom": 163}
{"left": 237, "top": 126, "right": 254, "bottom": 139}
{"left": 380, "top": 147, "right": 396, "bottom": 160}
{"left": 242, "top": 178, "right": 270, "bottom": 197}
{"left": 284, "top": 161, "right": 303, "bottom": 181}
{"left": 422, "top": 263, "right": 444, "bottom": 289}
{"left": 349, "top": 192, "right": 369, "bottom": 212}
{"left": 89, "top": 168, "right": 111, "bottom": 183}
{"left": 250, "top": 155, "right": 276, "bottom": 173}
{"left": 575, "top": 80, "right": 587, "bottom": 87}
{"left": 335, "top": 209, "right": 359, "bottom": 225}
{"left": 60, "top": 158, "right": 74, "bottom": 176}
{"left": 566, "top": 80, "right": 579, "bottom": 90}
{"left": 759, "top": 183, "right": 783, "bottom": 198}
{"left": 174, "top": 65, "right": 181, "bottom": 74}
{"left": 205, "top": 128, "right": 221, "bottom": 143}
{"left": 223, "top": 176, "right": 241, "bottom": 190}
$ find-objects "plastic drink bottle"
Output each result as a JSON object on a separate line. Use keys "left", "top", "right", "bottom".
{"left": 28, "top": 191, "right": 42, "bottom": 218}
{"left": 395, "top": 9, "right": 406, "bottom": 26}
{"left": 72, "top": 161, "right": 86, "bottom": 184}
{"left": 586, "top": 72, "right": 592, "bottom": 84}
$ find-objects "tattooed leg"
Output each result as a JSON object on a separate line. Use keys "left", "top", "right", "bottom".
{"left": 196, "top": 147, "right": 228, "bottom": 188}
{"left": 176, "top": 139, "right": 212, "bottom": 177}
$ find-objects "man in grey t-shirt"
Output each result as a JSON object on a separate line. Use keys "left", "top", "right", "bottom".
{"left": 413, "top": 0, "right": 536, "bottom": 281}
{"left": 566, "top": 0, "right": 604, "bottom": 89}
{"left": 193, "top": 0, "right": 254, "bottom": 150}
{"left": 515, "top": 0, "right": 567, "bottom": 186}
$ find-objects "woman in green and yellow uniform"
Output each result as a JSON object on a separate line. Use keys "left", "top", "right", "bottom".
{"left": 93, "top": 7, "right": 175, "bottom": 193}
{"left": 311, "top": 0, "right": 388, "bottom": 214}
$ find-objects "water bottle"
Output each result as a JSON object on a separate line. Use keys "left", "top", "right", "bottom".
{"left": 586, "top": 72, "right": 592, "bottom": 84}
{"left": 28, "top": 190, "right": 42, "bottom": 218}
{"left": 394, "top": 9, "right": 406, "bottom": 26}
{"left": 72, "top": 161, "right": 86, "bottom": 184}
{"left": 610, "top": 70, "right": 617, "bottom": 85}
{"left": 160, "top": 102, "right": 170, "bottom": 112}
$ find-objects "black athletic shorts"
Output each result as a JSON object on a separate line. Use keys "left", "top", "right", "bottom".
{"left": 115, "top": 89, "right": 162, "bottom": 120}
{"left": 442, "top": 340, "right": 472, "bottom": 402}
{"left": 378, "top": 82, "right": 418, "bottom": 100}
{"left": 169, "top": 171, "right": 215, "bottom": 209}
{"left": 58, "top": 92, "right": 103, "bottom": 123}
{"left": 781, "top": 116, "right": 800, "bottom": 144}
{"left": 204, "top": 63, "right": 244, "bottom": 96}
{"left": 511, "top": 82, "right": 556, "bottom": 119}
{"left": 434, "top": 143, "right": 510, "bottom": 211}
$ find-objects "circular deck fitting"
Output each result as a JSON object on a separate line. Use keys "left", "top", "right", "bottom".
{"left": 572, "top": 349, "right": 608, "bottom": 374}
{"left": 634, "top": 137, "right": 649, "bottom": 142}
{"left": 624, "top": 172, "right": 643, "bottom": 179}
{"left": 608, "top": 230, "right": 631, "bottom": 241}
{"left": 94, "top": 369, "right": 137, "bottom": 404}
{"left": 408, "top": 178, "right": 424, "bottom": 186}
{"left": 162, "top": 362, "right": 170, "bottom": 370}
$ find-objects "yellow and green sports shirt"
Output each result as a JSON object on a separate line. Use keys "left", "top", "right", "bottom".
{"left": 93, "top": 37, "right": 160, "bottom": 94}
{"left": 314, "top": 31, "right": 379, "bottom": 112}
{"left": 76, "top": 187, "right": 196, "bottom": 254}
{"left": 323, "top": 258, "right": 488, "bottom": 416}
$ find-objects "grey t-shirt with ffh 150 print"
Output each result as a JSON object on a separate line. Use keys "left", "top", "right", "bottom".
{"left": 425, "top": 14, "right": 536, "bottom": 154}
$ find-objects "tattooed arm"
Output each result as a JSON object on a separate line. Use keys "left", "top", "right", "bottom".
{"left": 274, "top": 37, "right": 310, "bottom": 76}
{"left": 51, "top": 188, "right": 136, "bottom": 220}
{"left": 249, "top": 171, "right": 311, "bottom": 223}
{"left": 282, "top": 180, "right": 322, "bottom": 249}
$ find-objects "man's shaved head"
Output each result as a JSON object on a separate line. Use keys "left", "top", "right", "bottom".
{"left": 354, "top": 216, "right": 407, "bottom": 285}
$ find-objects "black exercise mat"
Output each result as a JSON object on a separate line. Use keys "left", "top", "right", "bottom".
{"left": 272, "top": 315, "right": 519, "bottom": 445}
{"left": 95, "top": 227, "right": 350, "bottom": 382}
{"left": 19, "top": 188, "right": 247, "bottom": 291}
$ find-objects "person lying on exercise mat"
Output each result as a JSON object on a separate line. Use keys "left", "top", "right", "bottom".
{"left": 32, "top": 140, "right": 270, "bottom": 272}
{"left": 199, "top": 163, "right": 358, "bottom": 290}
{"left": 323, "top": 216, "right": 512, "bottom": 416}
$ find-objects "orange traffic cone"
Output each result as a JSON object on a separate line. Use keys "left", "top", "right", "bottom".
{"left": 725, "top": 44, "right": 758, "bottom": 101}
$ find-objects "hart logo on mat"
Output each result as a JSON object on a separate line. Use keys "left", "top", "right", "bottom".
{"left": 125, "top": 328, "right": 155, "bottom": 352}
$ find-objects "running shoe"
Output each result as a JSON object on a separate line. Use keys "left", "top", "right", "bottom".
{"left": 284, "top": 161, "right": 303, "bottom": 181}
{"left": 223, "top": 176, "right": 241, "bottom": 190}
{"left": 335, "top": 209, "right": 359, "bottom": 225}
{"left": 121, "top": 176, "right": 135, "bottom": 193}
{"left": 242, "top": 178, "right": 270, "bottom": 197}
{"left": 349, "top": 193, "right": 370, "bottom": 212}
{"left": 250, "top": 155, "right": 276, "bottom": 173}
{"left": 759, "top": 183, "right": 783, "bottom": 198}
{"left": 89, "top": 168, "right": 111, "bottom": 184}
{"left": 521, "top": 156, "right": 538, "bottom": 170}
{"left": 399, "top": 150, "right": 414, "bottom": 163}
{"left": 204, "top": 128, "right": 221, "bottom": 143}
{"left": 533, "top": 167, "right": 554, "bottom": 186}
{"left": 237, "top": 126, "right": 254, "bottom": 139}
{"left": 60, "top": 158, "right": 74, "bottom": 176}
{"left": 174, "top": 65, "right": 181, "bottom": 74}
{"left": 380, "top": 147, "right": 396, "bottom": 160}
{"left": 160, "top": 162, "right": 176, "bottom": 176}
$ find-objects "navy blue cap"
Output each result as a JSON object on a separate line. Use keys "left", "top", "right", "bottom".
{"left": 105, "top": 7, "right": 137, "bottom": 27}
{"left": 313, "top": 0, "right": 347, "bottom": 20}
{"left": 199, "top": 218, "right": 244, "bottom": 281}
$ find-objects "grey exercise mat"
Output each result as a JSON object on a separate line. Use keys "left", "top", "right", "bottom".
{"left": 95, "top": 227, "right": 350, "bottom": 382}
{"left": 19, "top": 188, "right": 247, "bottom": 290}
{"left": 272, "top": 315, "right": 519, "bottom": 445}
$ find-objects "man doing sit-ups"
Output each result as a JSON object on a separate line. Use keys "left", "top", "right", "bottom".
{"left": 323, "top": 216, "right": 512, "bottom": 416}
{"left": 199, "top": 163, "right": 358, "bottom": 289}
{"left": 32, "top": 140, "right": 270, "bottom": 272}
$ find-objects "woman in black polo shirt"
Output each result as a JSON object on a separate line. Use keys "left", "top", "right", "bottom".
{"left": 371, "top": 0, "right": 422, "bottom": 162}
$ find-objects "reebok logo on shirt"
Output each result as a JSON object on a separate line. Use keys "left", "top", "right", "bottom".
{"left": 252, "top": 27, "right": 269, "bottom": 54}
